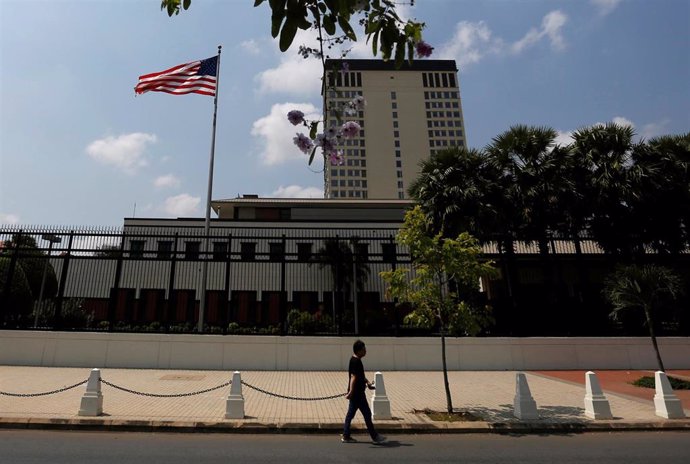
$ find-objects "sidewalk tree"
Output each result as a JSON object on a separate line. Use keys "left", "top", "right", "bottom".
{"left": 1, "top": 234, "right": 58, "bottom": 304}
{"left": 603, "top": 264, "right": 684, "bottom": 372}
{"left": 381, "top": 206, "right": 496, "bottom": 413}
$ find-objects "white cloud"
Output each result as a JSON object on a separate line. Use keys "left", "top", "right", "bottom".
{"left": 511, "top": 10, "right": 567, "bottom": 54}
{"left": 437, "top": 21, "right": 503, "bottom": 67}
{"left": 86, "top": 132, "right": 156, "bottom": 174}
{"left": 240, "top": 39, "right": 261, "bottom": 55}
{"left": 438, "top": 11, "right": 567, "bottom": 69}
{"left": 153, "top": 174, "right": 181, "bottom": 189}
{"left": 0, "top": 213, "right": 20, "bottom": 225}
{"left": 640, "top": 120, "right": 670, "bottom": 140}
{"left": 612, "top": 116, "right": 635, "bottom": 128}
{"left": 555, "top": 130, "right": 574, "bottom": 146}
{"left": 270, "top": 185, "right": 324, "bottom": 198}
{"left": 590, "top": 0, "right": 623, "bottom": 16}
{"left": 256, "top": 57, "right": 323, "bottom": 96}
{"left": 163, "top": 193, "right": 201, "bottom": 217}
{"left": 251, "top": 102, "right": 321, "bottom": 165}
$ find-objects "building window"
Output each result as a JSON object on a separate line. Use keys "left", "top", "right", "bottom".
{"left": 297, "top": 243, "right": 313, "bottom": 262}
{"left": 240, "top": 242, "right": 256, "bottom": 261}
{"left": 449, "top": 74, "right": 456, "bottom": 87}
{"left": 442, "top": 73, "right": 448, "bottom": 87}
{"left": 213, "top": 241, "right": 228, "bottom": 261}
{"left": 394, "top": 130, "right": 400, "bottom": 138}
{"left": 397, "top": 171, "right": 403, "bottom": 178}
{"left": 395, "top": 150, "right": 401, "bottom": 157}
{"left": 185, "top": 241, "right": 200, "bottom": 261}
{"left": 392, "top": 111, "right": 398, "bottom": 118}
{"left": 391, "top": 91, "right": 397, "bottom": 99}
{"left": 394, "top": 140, "right": 400, "bottom": 147}
{"left": 396, "top": 160, "right": 402, "bottom": 168}
{"left": 391, "top": 102, "right": 397, "bottom": 109}
{"left": 397, "top": 180, "right": 404, "bottom": 188}
{"left": 157, "top": 240, "right": 172, "bottom": 259}
{"left": 393, "top": 121, "right": 399, "bottom": 128}
{"left": 130, "top": 240, "right": 145, "bottom": 259}
{"left": 398, "top": 191, "right": 405, "bottom": 199}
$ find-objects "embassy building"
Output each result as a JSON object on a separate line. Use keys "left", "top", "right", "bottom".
{"left": 323, "top": 59, "right": 467, "bottom": 200}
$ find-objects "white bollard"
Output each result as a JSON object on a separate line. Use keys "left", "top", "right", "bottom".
{"left": 371, "top": 371, "right": 392, "bottom": 420}
{"left": 584, "top": 371, "right": 613, "bottom": 419}
{"left": 513, "top": 372, "right": 538, "bottom": 420}
{"left": 654, "top": 371, "right": 685, "bottom": 419}
{"left": 78, "top": 368, "right": 103, "bottom": 417}
{"left": 225, "top": 371, "right": 245, "bottom": 419}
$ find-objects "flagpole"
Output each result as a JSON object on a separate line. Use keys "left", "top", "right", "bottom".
{"left": 198, "top": 45, "right": 222, "bottom": 333}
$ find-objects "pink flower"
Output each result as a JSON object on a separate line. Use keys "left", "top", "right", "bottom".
{"left": 415, "top": 40, "right": 434, "bottom": 58}
{"left": 342, "top": 62, "right": 350, "bottom": 72}
{"left": 329, "top": 150, "right": 344, "bottom": 166}
{"left": 287, "top": 110, "right": 305, "bottom": 126}
{"left": 293, "top": 133, "right": 313, "bottom": 154}
{"left": 315, "top": 133, "right": 336, "bottom": 152}
{"left": 341, "top": 121, "right": 361, "bottom": 138}
{"left": 352, "top": 95, "right": 366, "bottom": 110}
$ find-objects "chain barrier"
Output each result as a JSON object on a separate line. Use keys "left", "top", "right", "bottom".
{"left": 241, "top": 380, "right": 346, "bottom": 401}
{"left": 0, "top": 379, "right": 88, "bottom": 397}
{"left": 99, "top": 378, "right": 232, "bottom": 398}
{"left": 0, "top": 377, "right": 345, "bottom": 401}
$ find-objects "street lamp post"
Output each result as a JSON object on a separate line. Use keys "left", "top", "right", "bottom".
{"left": 34, "top": 234, "right": 62, "bottom": 328}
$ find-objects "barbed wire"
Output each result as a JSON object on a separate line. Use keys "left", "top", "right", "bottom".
{"left": 99, "top": 378, "right": 232, "bottom": 398}
{"left": 0, "top": 380, "right": 87, "bottom": 397}
{"left": 241, "top": 380, "right": 346, "bottom": 401}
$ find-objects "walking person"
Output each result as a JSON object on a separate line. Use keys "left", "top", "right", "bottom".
{"left": 342, "top": 339, "right": 386, "bottom": 443}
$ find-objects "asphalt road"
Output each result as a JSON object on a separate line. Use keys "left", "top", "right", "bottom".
{"left": 0, "top": 430, "right": 689, "bottom": 464}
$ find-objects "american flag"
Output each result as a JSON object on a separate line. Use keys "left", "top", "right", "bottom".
{"left": 135, "top": 56, "right": 218, "bottom": 96}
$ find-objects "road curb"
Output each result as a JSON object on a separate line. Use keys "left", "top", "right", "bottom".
{"left": 1, "top": 417, "right": 689, "bottom": 434}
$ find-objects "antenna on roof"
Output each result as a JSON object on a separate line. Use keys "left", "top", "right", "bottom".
{"left": 133, "top": 203, "right": 136, "bottom": 218}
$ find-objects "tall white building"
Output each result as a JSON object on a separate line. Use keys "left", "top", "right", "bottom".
{"left": 324, "top": 59, "right": 467, "bottom": 200}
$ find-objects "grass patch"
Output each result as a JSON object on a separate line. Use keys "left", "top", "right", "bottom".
{"left": 631, "top": 375, "right": 690, "bottom": 390}
{"left": 413, "top": 408, "right": 483, "bottom": 422}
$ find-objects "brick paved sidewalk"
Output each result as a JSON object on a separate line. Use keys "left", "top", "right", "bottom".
{"left": 1, "top": 366, "right": 688, "bottom": 432}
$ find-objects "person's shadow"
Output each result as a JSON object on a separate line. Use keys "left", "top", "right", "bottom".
{"left": 371, "top": 439, "right": 411, "bottom": 449}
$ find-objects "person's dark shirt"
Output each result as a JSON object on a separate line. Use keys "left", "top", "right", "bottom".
{"left": 348, "top": 355, "right": 366, "bottom": 395}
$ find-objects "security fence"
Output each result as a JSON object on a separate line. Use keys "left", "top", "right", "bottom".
{"left": 1, "top": 225, "right": 689, "bottom": 336}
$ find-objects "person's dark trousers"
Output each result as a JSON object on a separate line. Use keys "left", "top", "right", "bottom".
{"left": 343, "top": 392, "right": 377, "bottom": 439}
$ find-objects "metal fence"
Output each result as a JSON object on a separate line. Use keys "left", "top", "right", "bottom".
{"left": 2, "top": 225, "right": 689, "bottom": 336}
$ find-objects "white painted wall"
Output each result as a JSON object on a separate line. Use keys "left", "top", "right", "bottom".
{"left": 1, "top": 331, "right": 688, "bottom": 371}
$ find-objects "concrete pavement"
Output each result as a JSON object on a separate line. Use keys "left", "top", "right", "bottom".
{"left": 1, "top": 366, "right": 689, "bottom": 433}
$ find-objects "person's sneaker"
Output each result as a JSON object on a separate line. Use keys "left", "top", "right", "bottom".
{"left": 341, "top": 435, "right": 357, "bottom": 443}
{"left": 372, "top": 434, "right": 387, "bottom": 444}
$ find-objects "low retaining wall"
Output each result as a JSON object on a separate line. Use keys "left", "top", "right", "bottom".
{"left": 0, "top": 331, "right": 688, "bottom": 371}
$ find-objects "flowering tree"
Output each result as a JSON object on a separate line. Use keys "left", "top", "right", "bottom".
{"left": 160, "top": 0, "right": 433, "bottom": 169}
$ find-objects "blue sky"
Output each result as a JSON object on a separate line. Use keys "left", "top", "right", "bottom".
{"left": 1, "top": 0, "right": 688, "bottom": 226}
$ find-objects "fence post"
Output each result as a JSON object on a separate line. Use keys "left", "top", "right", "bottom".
{"left": 389, "top": 235, "right": 398, "bottom": 336}
{"left": 584, "top": 371, "right": 612, "bottom": 419}
{"left": 223, "top": 233, "right": 232, "bottom": 330}
{"left": 654, "top": 371, "right": 685, "bottom": 418}
{"left": 107, "top": 235, "right": 126, "bottom": 331}
{"left": 280, "top": 234, "right": 287, "bottom": 335}
{"left": 1, "top": 229, "right": 22, "bottom": 327}
{"left": 165, "top": 233, "right": 178, "bottom": 331}
{"left": 513, "top": 372, "right": 538, "bottom": 420}
{"left": 53, "top": 231, "right": 74, "bottom": 330}
{"left": 78, "top": 368, "right": 103, "bottom": 416}
{"left": 371, "top": 372, "right": 392, "bottom": 420}
{"left": 225, "top": 371, "right": 244, "bottom": 419}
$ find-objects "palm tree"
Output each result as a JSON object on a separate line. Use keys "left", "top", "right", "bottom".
{"left": 570, "top": 123, "right": 637, "bottom": 256}
{"left": 629, "top": 133, "right": 690, "bottom": 255}
{"left": 603, "top": 265, "right": 684, "bottom": 372}
{"left": 409, "top": 146, "right": 502, "bottom": 239}
{"left": 311, "top": 238, "right": 370, "bottom": 334}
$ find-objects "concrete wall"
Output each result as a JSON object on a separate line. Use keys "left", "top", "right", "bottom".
{"left": 1, "top": 331, "right": 688, "bottom": 371}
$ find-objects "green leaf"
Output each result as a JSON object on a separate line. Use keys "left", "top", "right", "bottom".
{"left": 254, "top": 0, "right": 266, "bottom": 6}
{"left": 308, "top": 146, "right": 317, "bottom": 165}
{"left": 370, "top": 29, "right": 380, "bottom": 56}
{"left": 365, "top": 19, "right": 380, "bottom": 34}
{"left": 323, "top": 14, "right": 336, "bottom": 35}
{"left": 182, "top": 0, "right": 191, "bottom": 10}
{"left": 279, "top": 18, "right": 299, "bottom": 52}
{"left": 271, "top": 9, "right": 285, "bottom": 37}
{"left": 338, "top": 15, "right": 357, "bottom": 41}
{"left": 309, "top": 121, "right": 318, "bottom": 139}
